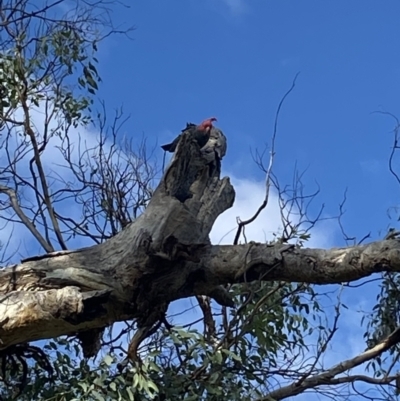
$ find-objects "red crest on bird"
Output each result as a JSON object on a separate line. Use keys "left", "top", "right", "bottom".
{"left": 198, "top": 117, "right": 217, "bottom": 131}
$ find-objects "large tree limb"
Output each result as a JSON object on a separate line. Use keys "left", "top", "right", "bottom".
{"left": 1, "top": 129, "right": 400, "bottom": 351}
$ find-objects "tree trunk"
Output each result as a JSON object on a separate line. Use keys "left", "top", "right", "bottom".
{"left": 1, "top": 130, "right": 399, "bottom": 350}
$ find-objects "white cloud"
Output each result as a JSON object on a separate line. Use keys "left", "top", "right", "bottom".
{"left": 211, "top": 177, "right": 279, "bottom": 244}
{"left": 220, "top": 0, "right": 249, "bottom": 16}
{"left": 211, "top": 175, "right": 336, "bottom": 248}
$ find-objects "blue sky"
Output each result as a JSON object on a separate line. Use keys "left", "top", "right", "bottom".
{"left": 2, "top": 0, "right": 400, "bottom": 398}
{"left": 95, "top": 0, "right": 400, "bottom": 246}
{"left": 92, "top": 2, "right": 400, "bottom": 396}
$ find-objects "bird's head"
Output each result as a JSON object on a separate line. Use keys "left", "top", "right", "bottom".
{"left": 198, "top": 117, "right": 217, "bottom": 131}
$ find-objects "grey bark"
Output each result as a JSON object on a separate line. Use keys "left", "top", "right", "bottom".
{"left": 0, "top": 129, "right": 398, "bottom": 350}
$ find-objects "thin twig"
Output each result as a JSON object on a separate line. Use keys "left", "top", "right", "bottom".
{"left": 233, "top": 72, "right": 300, "bottom": 245}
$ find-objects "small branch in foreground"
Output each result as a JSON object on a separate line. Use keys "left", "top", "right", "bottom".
{"left": 261, "top": 325, "right": 400, "bottom": 400}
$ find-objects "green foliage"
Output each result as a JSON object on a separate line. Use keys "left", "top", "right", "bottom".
{"left": 0, "top": 2, "right": 102, "bottom": 131}
{"left": 3, "top": 1, "right": 393, "bottom": 400}
{"left": 363, "top": 271, "right": 400, "bottom": 375}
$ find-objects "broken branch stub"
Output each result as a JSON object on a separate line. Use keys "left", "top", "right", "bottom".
{"left": 4, "top": 127, "right": 400, "bottom": 355}
{"left": 0, "top": 128, "right": 235, "bottom": 349}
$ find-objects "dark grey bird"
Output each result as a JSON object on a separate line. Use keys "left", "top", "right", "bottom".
{"left": 161, "top": 117, "right": 217, "bottom": 152}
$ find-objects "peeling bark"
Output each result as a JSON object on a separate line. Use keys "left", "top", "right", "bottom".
{"left": 0, "top": 129, "right": 399, "bottom": 351}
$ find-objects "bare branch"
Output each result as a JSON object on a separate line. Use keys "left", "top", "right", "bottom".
{"left": 0, "top": 184, "right": 53, "bottom": 252}
{"left": 262, "top": 325, "right": 400, "bottom": 400}
{"left": 234, "top": 72, "right": 300, "bottom": 245}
